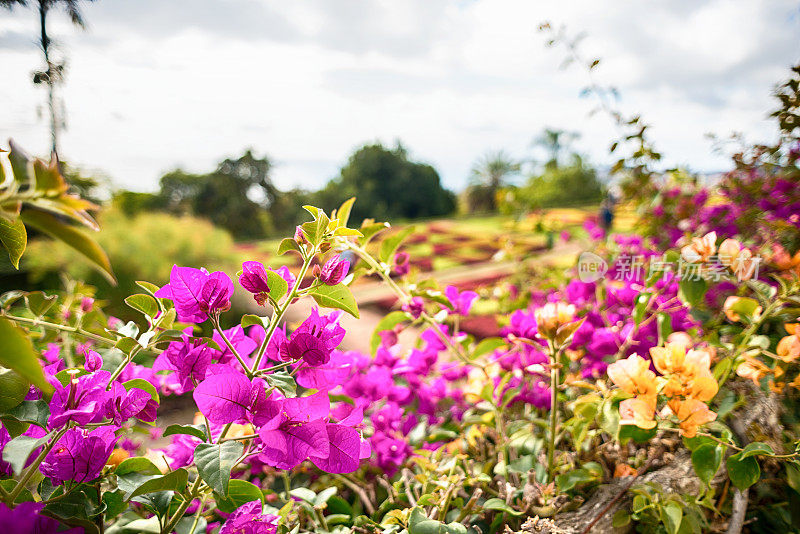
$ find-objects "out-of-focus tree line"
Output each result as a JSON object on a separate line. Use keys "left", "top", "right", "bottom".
{"left": 113, "top": 143, "right": 457, "bottom": 240}
{"left": 111, "top": 131, "right": 604, "bottom": 240}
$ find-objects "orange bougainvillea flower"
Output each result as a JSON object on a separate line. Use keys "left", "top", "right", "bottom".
{"left": 619, "top": 395, "right": 657, "bottom": 429}
{"left": 730, "top": 248, "right": 759, "bottom": 281}
{"left": 668, "top": 398, "right": 717, "bottom": 438}
{"left": 650, "top": 342, "right": 718, "bottom": 401}
{"left": 665, "top": 331, "right": 693, "bottom": 349}
{"left": 770, "top": 244, "right": 800, "bottom": 274}
{"left": 723, "top": 296, "right": 762, "bottom": 323}
{"left": 107, "top": 448, "right": 130, "bottom": 468}
{"left": 786, "top": 323, "right": 800, "bottom": 336}
{"left": 614, "top": 463, "right": 638, "bottom": 478}
{"left": 535, "top": 302, "right": 576, "bottom": 339}
{"left": 681, "top": 231, "right": 717, "bottom": 263}
{"left": 607, "top": 354, "right": 658, "bottom": 397}
{"left": 717, "top": 238, "right": 742, "bottom": 267}
{"left": 736, "top": 356, "right": 771, "bottom": 385}
{"left": 777, "top": 334, "right": 800, "bottom": 363}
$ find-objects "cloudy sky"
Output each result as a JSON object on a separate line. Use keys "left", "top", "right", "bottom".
{"left": 1, "top": 0, "right": 799, "bottom": 192}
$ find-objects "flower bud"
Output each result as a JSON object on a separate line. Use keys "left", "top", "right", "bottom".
{"left": 80, "top": 297, "right": 94, "bottom": 313}
{"left": 535, "top": 302, "right": 576, "bottom": 340}
{"left": 239, "top": 261, "right": 271, "bottom": 295}
{"left": 294, "top": 226, "right": 307, "bottom": 245}
{"left": 319, "top": 255, "right": 349, "bottom": 286}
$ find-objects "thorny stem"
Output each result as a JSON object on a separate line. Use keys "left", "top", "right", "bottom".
{"left": 250, "top": 244, "right": 317, "bottom": 373}
{"left": 2, "top": 313, "right": 115, "bottom": 345}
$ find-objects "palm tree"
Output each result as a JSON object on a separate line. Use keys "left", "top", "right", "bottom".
{"left": 0, "top": 0, "right": 96, "bottom": 159}
{"left": 533, "top": 128, "right": 579, "bottom": 169}
{"left": 469, "top": 150, "right": 521, "bottom": 212}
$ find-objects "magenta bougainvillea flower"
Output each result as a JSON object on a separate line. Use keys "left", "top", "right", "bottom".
{"left": 393, "top": 251, "right": 410, "bottom": 276}
{"left": 444, "top": 285, "right": 478, "bottom": 316}
{"left": 83, "top": 349, "right": 103, "bottom": 372}
{"left": 240, "top": 261, "right": 271, "bottom": 305}
{"left": 0, "top": 502, "right": 82, "bottom": 534}
{"left": 318, "top": 255, "right": 349, "bottom": 285}
{"left": 219, "top": 501, "right": 279, "bottom": 534}
{"left": 41, "top": 427, "right": 116, "bottom": 485}
{"left": 193, "top": 368, "right": 281, "bottom": 428}
{"left": 105, "top": 382, "right": 157, "bottom": 425}
{"left": 257, "top": 391, "right": 364, "bottom": 472}
{"left": 153, "top": 330, "right": 214, "bottom": 393}
{"left": 272, "top": 266, "right": 296, "bottom": 293}
{"left": 154, "top": 265, "right": 233, "bottom": 322}
{"left": 402, "top": 296, "right": 425, "bottom": 319}
{"left": 279, "top": 309, "right": 345, "bottom": 366}
{"left": 48, "top": 371, "right": 110, "bottom": 429}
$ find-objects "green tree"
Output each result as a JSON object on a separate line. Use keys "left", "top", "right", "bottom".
{"left": 318, "top": 143, "right": 455, "bottom": 223}
{"left": 533, "top": 128, "right": 579, "bottom": 169}
{"left": 1, "top": 0, "right": 97, "bottom": 158}
{"left": 156, "top": 150, "right": 276, "bottom": 240}
{"left": 517, "top": 154, "right": 603, "bottom": 208}
{"left": 468, "top": 150, "right": 520, "bottom": 212}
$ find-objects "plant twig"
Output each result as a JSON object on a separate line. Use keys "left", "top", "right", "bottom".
{"left": 580, "top": 457, "right": 654, "bottom": 534}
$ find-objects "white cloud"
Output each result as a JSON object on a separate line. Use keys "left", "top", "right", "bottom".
{"left": 0, "top": 0, "right": 798, "bottom": 192}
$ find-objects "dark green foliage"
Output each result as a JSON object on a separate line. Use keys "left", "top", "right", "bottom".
{"left": 516, "top": 155, "right": 603, "bottom": 209}
{"left": 315, "top": 143, "right": 456, "bottom": 224}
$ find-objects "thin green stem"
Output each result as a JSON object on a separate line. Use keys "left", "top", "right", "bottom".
{"left": 250, "top": 245, "right": 317, "bottom": 373}
{"left": 161, "top": 477, "right": 202, "bottom": 534}
{"left": 188, "top": 493, "right": 208, "bottom": 534}
{"left": 547, "top": 342, "right": 562, "bottom": 482}
{"left": 210, "top": 317, "right": 251, "bottom": 378}
{"left": 8, "top": 427, "right": 69, "bottom": 504}
{"left": 2, "top": 313, "right": 114, "bottom": 345}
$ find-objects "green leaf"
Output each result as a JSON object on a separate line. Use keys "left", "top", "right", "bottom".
{"left": 0, "top": 368, "right": 29, "bottom": 412}
{"left": 309, "top": 283, "right": 359, "bottom": 318}
{"left": 128, "top": 469, "right": 188, "bottom": 499}
{"left": 289, "top": 487, "right": 316, "bottom": 503}
{"left": 194, "top": 441, "right": 243, "bottom": 496}
{"left": 277, "top": 237, "right": 301, "bottom": 256}
{"left": 0, "top": 317, "right": 52, "bottom": 395}
{"left": 555, "top": 468, "right": 600, "bottom": 492}
{"left": 472, "top": 337, "right": 506, "bottom": 360}
{"left": 241, "top": 314, "right": 266, "bottom": 329}
{"left": 691, "top": 443, "right": 723, "bottom": 485}
{"left": 726, "top": 451, "right": 761, "bottom": 490}
{"left": 660, "top": 501, "right": 682, "bottom": 534}
{"left": 678, "top": 278, "right": 706, "bottom": 308}
{"left": 314, "top": 486, "right": 337, "bottom": 506}
{"left": 266, "top": 269, "right": 289, "bottom": 302}
{"left": 2, "top": 430, "right": 53, "bottom": 475}
{"left": 24, "top": 291, "right": 57, "bottom": 317}
{"left": 135, "top": 281, "right": 161, "bottom": 296}
{"left": 379, "top": 226, "right": 414, "bottom": 263}
{"left": 42, "top": 487, "right": 104, "bottom": 534}
{"left": 0, "top": 216, "right": 26, "bottom": 269}
{"left": 618, "top": 424, "right": 657, "bottom": 444}
{"left": 264, "top": 372, "right": 296, "bottom": 396}
{"left": 335, "top": 197, "right": 355, "bottom": 228}
{"left": 123, "top": 379, "right": 160, "bottom": 403}
{"left": 21, "top": 209, "right": 115, "bottom": 283}
{"left": 408, "top": 507, "right": 468, "bottom": 533}
{"left": 633, "top": 292, "right": 652, "bottom": 325}
{"left": 125, "top": 294, "right": 159, "bottom": 318}
{"left": 4, "top": 399, "right": 48, "bottom": 429}
{"left": 739, "top": 442, "right": 775, "bottom": 459}
{"left": 162, "top": 424, "right": 208, "bottom": 441}
{"left": 482, "top": 498, "right": 523, "bottom": 516}
{"left": 370, "top": 310, "right": 408, "bottom": 354}
{"left": 612, "top": 510, "right": 631, "bottom": 528}
{"left": 360, "top": 221, "right": 390, "bottom": 243}
{"left": 102, "top": 491, "right": 128, "bottom": 520}
{"left": 215, "top": 479, "right": 263, "bottom": 514}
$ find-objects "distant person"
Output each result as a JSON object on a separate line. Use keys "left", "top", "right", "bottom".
{"left": 599, "top": 198, "right": 614, "bottom": 234}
